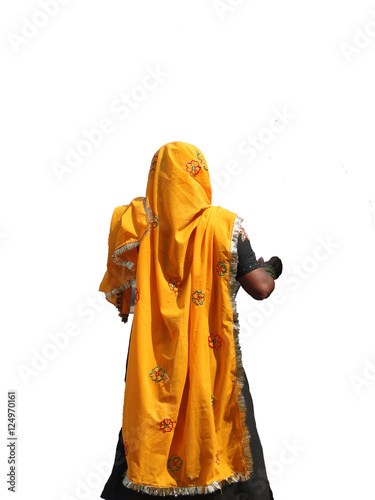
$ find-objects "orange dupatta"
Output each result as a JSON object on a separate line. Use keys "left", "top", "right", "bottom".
{"left": 99, "top": 141, "right": 253, "bottom": 495}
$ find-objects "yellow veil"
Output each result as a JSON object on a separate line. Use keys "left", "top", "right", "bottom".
{"left": 99, "top": 141, "right": 253, "bottom": 495}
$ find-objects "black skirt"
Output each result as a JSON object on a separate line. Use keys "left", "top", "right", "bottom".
{"left": 100, "top": 368, "right": 274, "bottom": 500}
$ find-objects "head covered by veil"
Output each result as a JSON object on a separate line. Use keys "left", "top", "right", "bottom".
{"left": 99, "top": 141, "right": 253, "bottom": 495}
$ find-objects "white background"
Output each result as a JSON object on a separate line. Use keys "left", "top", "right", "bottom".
{"left": 2, "top": 1, "right": 375, "bottom": 499}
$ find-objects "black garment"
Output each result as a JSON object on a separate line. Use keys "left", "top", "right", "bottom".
{"left": 235, "top": 232, "right": 261, "bottom": 279}
{"left": 101, "top": 371, "right": 273, "bottom": 500}
{"left": 101, "top": 230, "right": 274, "bottom": 500}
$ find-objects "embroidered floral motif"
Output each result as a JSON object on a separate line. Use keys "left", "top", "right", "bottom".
{"left": 239, "top": 226, "right": 249, "bottom": 242}
{"left": 124, "top": 441, "right": 129, "bottom": 457}
{"left": 215, "top": 452, "right": 220, "bottom": 465}
{"left": 192, "top": 290, "right": 205, "bottom": 305}
{"left": 168, "top": 456, "right": 183, "bottom": 471}
{"left": 150, "top": 154, "right": 158, "bottom": 172}
{"left": 217, "top": 261, "right": 227, "bottom": 276}
{"left": 186, "top": 160, "right": 201, "bottom": 177}
{"left": 160, "top": 418, "right": 174, "bottom": 433}
{"left": 195, "top": 149, "right": 208, "bottom": 171}
{"left": 149, "top": 366, "right": 166, "bottom": 382}
{"left": 211, "top": 395, "right": 215, "bottom": 407}
{"left": 168, "top": 278, "right": 182, "bottom": 293}
{"left": 208, "top": 333, "right": 222, "bottom": 350}
{"left": 134, "top": 288, "right": 140, "bottom": 305}
{"left": 152, "top": 213, "right": 159, "bottom": 228}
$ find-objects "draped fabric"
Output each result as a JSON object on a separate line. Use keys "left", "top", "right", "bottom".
{"left": 99, "top": 141, "right": 253, "bottom": 495}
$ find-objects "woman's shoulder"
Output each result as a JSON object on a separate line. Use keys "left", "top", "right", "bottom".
{"left": 212, "top": 205, "right": 239, "bottom": 226}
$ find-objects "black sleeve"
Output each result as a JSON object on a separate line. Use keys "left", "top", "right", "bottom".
{"left": 236, "top": 227, "right": 261, "bottom": 280}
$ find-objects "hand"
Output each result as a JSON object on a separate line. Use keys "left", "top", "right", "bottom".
{"left": 257, "top": 256, "right": 283, "bottom": 279}
{"left": 265, "top": 256, "right": 283, "bottom": 278}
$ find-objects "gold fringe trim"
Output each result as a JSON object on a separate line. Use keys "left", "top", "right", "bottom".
{"left": 111, "top": 197, "right": 153, "bottom": 268}
{"left": 104, "top": 277, "right": 136, "bottom": 300}
{"left": 122, "top": 469, "right": 253, "bottom": 496}
{"left": 104, "top": 197, "right": 153, "bottom": 323}
{"left": 105, "top": 197, "right": 153, "bottom": 300}
{"left": 229, "top": 214, "right": 254, "bottom": 477}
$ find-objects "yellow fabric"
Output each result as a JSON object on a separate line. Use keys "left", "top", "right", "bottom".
{"left": 99, "top": 141, "right": 253, "bottom": 495}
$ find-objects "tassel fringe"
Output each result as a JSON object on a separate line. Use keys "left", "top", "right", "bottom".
{"left": 104, "top": 277, "right": 136, "bottom": 300}
{"left": 122, "top": 469, "right": 253, "bottom": 496}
